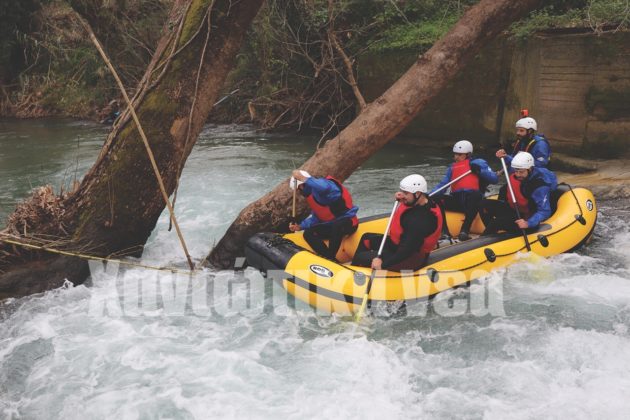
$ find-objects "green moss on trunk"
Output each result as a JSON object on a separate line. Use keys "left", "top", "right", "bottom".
{"left": 1, "top": 0, "right": 265, "bottom": 295}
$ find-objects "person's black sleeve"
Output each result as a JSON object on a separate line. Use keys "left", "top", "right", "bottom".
{"left": 382, "top": 209, "right": 437, "bottom": 269}
{"left": 498, "top": 184, "right": 507, "bottom": 202}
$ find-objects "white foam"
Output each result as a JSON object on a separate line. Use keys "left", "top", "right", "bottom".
{"left": 2, "top": 123, "right": 630, "bottom": 418}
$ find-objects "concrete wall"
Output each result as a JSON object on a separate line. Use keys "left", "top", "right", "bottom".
{"left": 359, "top": 31, "right": 630, "bottom": 157}
{"left": 501, "top": 31, "right": 630, "bottom": 156}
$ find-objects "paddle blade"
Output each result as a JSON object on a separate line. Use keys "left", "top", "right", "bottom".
{"left": 354, "top": 293, "right": 369, "bottom": 322}
{"left": 518, "top": 250, "right": 544, "bottom": 263}
{"left": 516, "top": 251, "right": 553, "bottom": 282}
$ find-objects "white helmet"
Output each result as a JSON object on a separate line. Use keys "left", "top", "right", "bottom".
{"left": 399, "top": 174, "right": 428, "bottom": 194}
{"left": 289, "top": 170, "right": 311, "bottom": 190}
{"left": 511, "top": 152, "right": 535, "bottom": 169}
{"left": 453, "top": 140, "right": 473, "bottom": 154}
{"left": 515, "top": 117, "right": 537, "bottom": 131}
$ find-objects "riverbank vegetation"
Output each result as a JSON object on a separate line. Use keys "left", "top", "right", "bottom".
{"left": 0, "top": 0, "right": 169, "bottom": 119}
{"left": 1, "top": 0, "right": 628, "bottom": 130}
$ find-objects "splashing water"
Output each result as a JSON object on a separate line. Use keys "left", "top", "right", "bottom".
{"left": 1, "top": 120, "right": 629, "bottom": 419}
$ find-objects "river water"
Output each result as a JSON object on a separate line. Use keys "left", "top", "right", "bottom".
{"left": 1, "top": 120, "right": 629, "bottom": 419}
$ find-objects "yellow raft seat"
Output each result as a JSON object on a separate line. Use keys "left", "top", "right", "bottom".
{"left": 245, "top": 184, "right": 597, "bottom": 315}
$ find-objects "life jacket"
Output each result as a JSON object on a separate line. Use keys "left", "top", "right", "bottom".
{"left": 450, "top": 159, "right": 479, "bottom": 192}
{"left": 513, "top": 134, "right": 550, "bottom": 156}
{"left": 389, "top": 200, "right": 443, "bottom": 263}
{"left": 506, "top": 174, "right": 531, "bottom": 218}
{"left": 305, "top": 176, "right": 358, "bottom": 226}
{"left": 389, "top": 203, "right": 409, "bottom": 246}
{"left": 420, "top": 203, "right": 443, "bottom": 260}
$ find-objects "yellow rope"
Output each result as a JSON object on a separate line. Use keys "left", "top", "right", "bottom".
{"left": 73, "top": 12, "right": 195, "bottom": 271}
{"left": 0, "top": 234, "right": 195, "bottom": 275}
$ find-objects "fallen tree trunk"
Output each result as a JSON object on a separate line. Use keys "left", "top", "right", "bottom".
{"left": 0, "top": 0, "right": 264, "bottom": 299}
{"left": 208, "top": 0, "right": 543, "bottom": 268}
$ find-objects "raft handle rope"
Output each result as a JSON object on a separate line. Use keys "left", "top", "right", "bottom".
{"left": 280, "top": 186, "right": 594, "bottom": 308}
{"left": 561, "top": 182, "right": 587, "bottom": 225}
{"left": 561, "top": 182, "right": 584, "bottom": 216}
{"left": 368, "top": 183, "right": 588, "bottom": 278}
{"left": 427, "top": 183, "right": 589, "bottom": 276}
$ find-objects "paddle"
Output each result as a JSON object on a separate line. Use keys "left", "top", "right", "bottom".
{"left": 355, "top": 201, "right": 399, "bottom": 322}
{"left": 354, "top": 170, "right": 474, "bottom": 321}
{"left": 428, "top": 170, "right": 472, "bottom": 198}
{"left": 500, "top": 157, "right": 531, "bottom": 252}
{"left": 291, "top": 178, "right": 297, "bottom": 224}
{"left": 429, "top": 169, "right": 473, "bottom": 243}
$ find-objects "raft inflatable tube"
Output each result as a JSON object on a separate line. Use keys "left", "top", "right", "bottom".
{"left": 245, "top": 184, "right": 597, "bottom": 315}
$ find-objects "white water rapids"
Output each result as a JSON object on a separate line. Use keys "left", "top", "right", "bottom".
{"left": 1, "top": 121, "right": 629, "bottom": 419}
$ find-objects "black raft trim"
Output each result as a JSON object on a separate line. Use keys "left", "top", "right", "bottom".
{"left": 286, "top": 275, "right": 363, "bottom": 305}
{"left": 245, "top": 232, "right": 302, "bottom": 273}
{"left": 244, "top": 187, "right": 595, "bottom": 307}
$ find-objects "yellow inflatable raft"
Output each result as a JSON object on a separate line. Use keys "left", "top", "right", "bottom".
{"left": 245, "top": 184, "right": 597, "bottom": 315}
